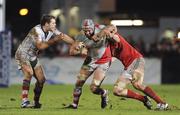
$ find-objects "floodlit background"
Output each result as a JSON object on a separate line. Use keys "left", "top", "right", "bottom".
{"left": 1, "top": 0, "right": 180, "bottom": 85}
{"left": 0, "top": 1, "right": 180, "bottom": 114}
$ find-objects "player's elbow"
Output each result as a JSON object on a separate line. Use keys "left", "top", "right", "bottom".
{"left": 36, "top": 45, "right": 44, "bottom": 50}
{"left": 36, "top": 43, "right": 48, "bottom": 50}
{"left": 113, "top": 87, "right": 124, "bottom": 96}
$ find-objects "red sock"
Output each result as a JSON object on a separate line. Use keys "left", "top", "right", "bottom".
{"left": 143, "top": 86, "right": 164, "bottom": 104}
{"left": 127, "top": 89, "right": 145, "bottom": 102}
{"left": 22, "top": 80, "right": 30, "bottom": 101}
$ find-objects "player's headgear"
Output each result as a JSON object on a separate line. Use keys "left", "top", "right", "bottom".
{"left": 81, "top": 19, "right": 95, "bottom": 32}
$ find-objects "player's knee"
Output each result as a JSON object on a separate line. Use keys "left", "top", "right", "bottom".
{"left": 22, "top": 65, "right": 33, "bottom": 76}
{"left": 90, "top": 79, "right": 102, "bottom": 94}
{"left": 132, "top": 81, "right": 139, "bottom": 89}
{"left": 113, "top": 81, "right": 127, "bottom": 96}
{"left": 76, "top": 79, "right": 86, "bottom": 87}
{"left": 41, "top": 77, "right": 46, "bottom": 84}
{"left": 77, "top": 74, "right": 87, "bottom": 82}
{"left": 90, "top": 84, "right": 98, "bottom": 94}
{"left": 132, "top": 70, "right": 143, "bottom": 83}
{"left": 24, "top": 73, "right": 33, "bottom": 81}
{"left": 132, "top": 82, "right": 143, "bottom": 90}
{"left": 25, "top": 69, "right": 33, "bottom": 77}
{"left": 113, "top": 86, "right": 124, "bottom": 96}
{"left": 132, "top": 73, "right": 143, "bottom": 89}
{"left": 37, "top": 77, "right": 46, "bottom": 86}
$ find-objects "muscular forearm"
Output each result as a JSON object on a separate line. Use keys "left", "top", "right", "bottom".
{"left": 36, "top": 42, "right": 51, "bottom": 50}
{"left": 36, "top": 37, "right": 57, "bottom": 50}
{"left": 59, "top": 34, "right": 75, "bottom": 45}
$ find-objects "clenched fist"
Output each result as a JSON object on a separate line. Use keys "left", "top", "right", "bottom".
{"left": 69, "top": 41, "right": 88, "bottom": 56}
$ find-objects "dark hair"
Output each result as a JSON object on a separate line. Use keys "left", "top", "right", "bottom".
{"left": 40, "top": 14, "right": 56, "bottom": 26}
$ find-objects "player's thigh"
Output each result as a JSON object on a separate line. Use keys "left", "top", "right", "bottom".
{"left": 20, "top": 60, "right": 34, "bottom": 78}
{"left": 34, "top": 65, "right": 46, "bottom": 81}
{"left": 93, "top": 67, "right": 106, "bottom": 81}
{"left": 91, "top": 68, "right": 106, "bottom": 87}
{"left": 77, "top": 65, "right": 94, "bottom": 81}
{"left": 131, "top": 59, "right": 145, "bottom": 84}
{"left": 91, "top": 62, "right": 110, "bottom": 86}
{"left": 132, "top": 70, "right": 144, "bottom": 85}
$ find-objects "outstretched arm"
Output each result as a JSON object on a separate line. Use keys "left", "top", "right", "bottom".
{"left": 58, "top": 33, "right": 75, "bottom": 45}
{"left": 36, "top": 32, "right": 75, "bottom": 50}
{"left": 35, "top": 36, "right": 57, "bottom": 50}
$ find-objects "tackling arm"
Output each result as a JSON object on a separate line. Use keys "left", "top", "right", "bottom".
{"left": 69, "top": 41, "right": 88, "bottom": 56}
{"left": 36, "top": 37, "right": 58, "bottom": 50}
{"left": 58, "top": 33, "right": 75, "bottom": 45}
{"left": 36, "top": 33, "right": 75, "bottom": 50}
{"left": 92, "top": 24, "right": 120, "bottom": 42}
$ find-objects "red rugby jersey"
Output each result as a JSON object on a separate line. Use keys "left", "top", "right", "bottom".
{"left": 110, "top": 33, "right": 142, "bottom": 69}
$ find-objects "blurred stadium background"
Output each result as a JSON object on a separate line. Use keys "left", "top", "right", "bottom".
{"left": 1, "top": 0, "right": 180, "bottom": 86}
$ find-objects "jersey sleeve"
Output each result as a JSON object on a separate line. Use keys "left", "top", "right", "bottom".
{"left": 34, "top": 27, "right": 43, "bottom": 42}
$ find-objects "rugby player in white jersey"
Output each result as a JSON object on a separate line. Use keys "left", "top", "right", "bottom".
{"left": 66, "top": 19, "right": 118, "bottom": 109}
{"left": 15, "top": 15, "right": 74, "bottom": 108}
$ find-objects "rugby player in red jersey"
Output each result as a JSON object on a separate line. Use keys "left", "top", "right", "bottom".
{"left": 98, "top": 32, "right": 169, "bottom": 110}
{"left": 110, "top": 33, "right": 168, "bottom": 110}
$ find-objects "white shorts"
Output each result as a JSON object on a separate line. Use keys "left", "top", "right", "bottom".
{"left": 82, "top": 56, "right": 111, "bottom": 73}
{"left": 120, "top": 57, "right": 145, "bottom": 80}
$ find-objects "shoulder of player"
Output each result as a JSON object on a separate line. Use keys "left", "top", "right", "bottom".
{"left": 94, "top": 25, "right": 105, "bottom": 35}
{"left": 28, "top": 25, "right": 45, "bottom": 41}
{"left": 33, "top": 24, "right": 52, "bottom": 35}
{"left": 27, "top": 25, "right": 40, "bottom": 37}
{"left": 74, "top": 31, "right": 87, "bottom": 41}
{"left": 33, "top": 24, "right": 44, "bottom": 35}
{"left": 95, "top": 24, "right": 105, "bottom": 30}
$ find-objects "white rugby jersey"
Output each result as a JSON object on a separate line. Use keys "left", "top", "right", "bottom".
{"left": 16, "top": 24, "right": 61, "bottom": 61}
{"left": 75, "top": 25, "right": 109, "bottom": 62}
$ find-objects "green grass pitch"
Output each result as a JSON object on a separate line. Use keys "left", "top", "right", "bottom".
{"left": 0, "top": 84, "right": 180, "bottom": 115}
